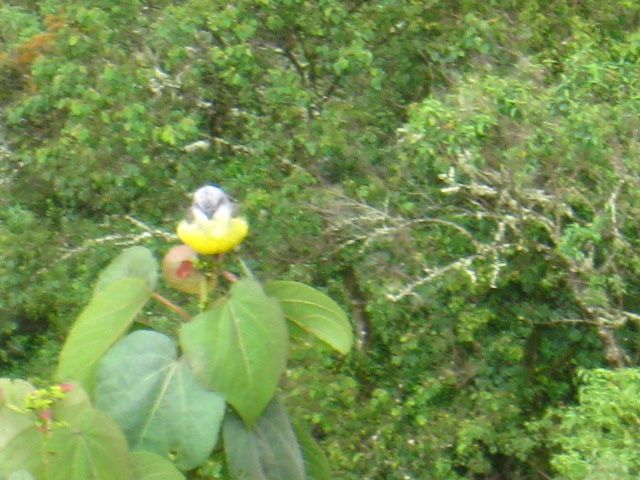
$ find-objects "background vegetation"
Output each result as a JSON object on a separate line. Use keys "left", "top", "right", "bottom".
{"left": 3, "top": 0, "right": 640, "bottom": 478}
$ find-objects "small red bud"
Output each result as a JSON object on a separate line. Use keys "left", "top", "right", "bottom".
{"left": 59, "top": 383, "right": 73, "bottom": 393}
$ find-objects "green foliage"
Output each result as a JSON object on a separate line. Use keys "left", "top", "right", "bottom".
{"left": 1, "top": 237, "right": 347, "bottom": 478}
{"left": 292, "top": 421, "right": 332, "bottom": 480}
{"left": 265, "top": 281, "right": 353, "bottom": 354}
{"left": 55, "top": 277, "right": 152, "bottom": 389}
{"left": 94, "top": 330, "right": 225, "bottom": 470}
{"left": 93, "top": 246, "right": 158, "bottom": 293}
{"left": 0, "top": 382, "right": 131, "bottom": 480}
{"left": 129, "top": 451, "right": 185, "bottom": 480}
{"left": 4, "top": 0, "right": 640, "bottom": 478}
{"left": 544, "top": 368, "right": 640, "bottom": 479}
{"left": 0, "top": 380, "right": 38, "bottom": 476}
{"left": 180, "top": 279, "right": 289, "bottom": 426}
{"left": 7, "top": 472, "right": 36, "bottom": 480}
{"left": 47, "top": 408, "right": 131, "bottom": 480}
{"left": 223, "top": 398, "right": 305, "bottom": 480}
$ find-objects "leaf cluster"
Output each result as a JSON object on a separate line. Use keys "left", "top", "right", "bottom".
{"left": 1, "top": 246, "right": 351, "bottom": 478}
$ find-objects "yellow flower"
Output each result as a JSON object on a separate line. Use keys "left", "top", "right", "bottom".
{"left": 176, "top": 186, "right": 249, "bottom": 255}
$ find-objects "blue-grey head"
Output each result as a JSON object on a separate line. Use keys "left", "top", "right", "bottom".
{"left": 190, "top": 185, "right": 234, "bottom": 222}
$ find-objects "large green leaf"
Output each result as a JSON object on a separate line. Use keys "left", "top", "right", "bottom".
{"left": 180, "top": 279, "right": 288, "bottom": 426}
{"left": 265, "top": 281, "right": 352, "bottom": 354}
{"left": 94, "top": 246, "right": 158, "bottom": 293}
{"left": 48, "top": 407, "right": 131, "bottom": 480}
{"left": 0, "top": 380, "right": 42, "bottom": 479}
{"left": 51, "top": 382, "right": 92, "bottom": 420}
{"left": 223, "top": 398, "right": 305, "bottom": 480}
{"left": 94, "top": 330, "right": 225, "bottom": 470}
{"left": 0, "top": 426, "right": 42, "bottom": 480}
{"left": 56, "top": 277, "right": 151, "bottom": 390}
{"left": 129, "top": 451, "right": 185, "bottom": 480}
{"left": 7, "top": 471, "right": 35, "bottom": 480}
{"left": 0, "top": 381, "right": 127, "bottom": 480}
{"left": 292, "top": 422, "right": 332, "bottom": 480}
{"left": 0, "top": 379, "right": 35, "bottom": 450}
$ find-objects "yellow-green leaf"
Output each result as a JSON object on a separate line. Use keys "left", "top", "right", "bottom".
{"left": 293, "top": 421, "right": 332, "bottom": 480}
{"left": 129, "top": 451, "right": 185, "bottom": 480}
{"left": 265, "top": 281, "right": 352, "bottom": 354}
{"left": 0, "top": 379, "right": 41, "bottom": 479}
{"left": 49, "top": 408, "right": 131, "bottom": 480}
{"left": 56, "top": 278, "right": 151, "bottom": 390}
{"left": 94, "top": 246, "right": 158, "bottom": 294}
{"left": 180, "top": 280, "right": 288, "bottom": 426}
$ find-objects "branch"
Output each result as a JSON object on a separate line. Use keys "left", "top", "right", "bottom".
{"left": 36, "top": 216, "right": 176, "bottom": 275}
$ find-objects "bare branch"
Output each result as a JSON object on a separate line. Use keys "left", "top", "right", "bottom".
{"left": 36, "top": 217, "right": 176, "bottom": 275}
{"left": 322, "top": 147, "right": 640, "bottom": 365}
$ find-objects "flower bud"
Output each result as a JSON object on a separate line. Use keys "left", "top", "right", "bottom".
{"left": 162, "top": 245, "right": 215, "bottom": 294}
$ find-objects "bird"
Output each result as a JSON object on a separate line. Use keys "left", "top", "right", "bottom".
{"left": 177, "top": 185, "right": 248, "bottom": 255}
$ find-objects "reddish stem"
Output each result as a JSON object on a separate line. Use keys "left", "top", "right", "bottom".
{"left": 151, "top": 292, "right": 192, "bottom": 320}
{"left": 222, "top": 270, "right": 239, "bottom": 283}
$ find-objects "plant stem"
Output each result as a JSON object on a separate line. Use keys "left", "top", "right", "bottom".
{"left": 238, "top": 258, "right": 254, "bottom": 279}
{"left": 221, "top": 270, "right": 239, "bottom": 283}
{"left": 199, "top": 276, "right": 209, "bottom": 311}
{"left": 151, "top": 292, "right": 191, "bottom": 321}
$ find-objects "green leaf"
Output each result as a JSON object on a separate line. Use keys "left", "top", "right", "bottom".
{"left": 180, "top": 279, "right": 288, "bottom": 426}
{"left": 129, "top": 451, "right": 185, "bottom": 480}
{"left": 94, "top": 331, "right": 225, "bottom": 470}
{"left": 0, "top": 382, "right": 130, "bottom": 480}
{"left": 265, "top": 281, "right": 352, "bottom": 354}
{"left": 56, "top": 277, "right": 151, "bottom": 390}
{"left": 292, "top": 422, "right": 332, "bottom": 480}
{"left": 51, "top": 382, "right": 92, "bottom": 420}
{"left": 94, "top": 246, "right": 158, "bottom": 293}
{"left": 8, "top": 471, "right": 35, "bottom": 480}
{"left": 0, "top": 379, "right": 42, "bottom": 479}
{"left": 0, "top": 379, "right": 35, "bottom": 450}
{"left": 223, "top": 398, "right": 305, "bottom": 480}
{"left": 0, "top": 426, "right": 42, "bottom": 480}
{"left": 159, "top": 125, "right": 177, "bottom": 145}
{"left": 48, "top": 407, "right": 131, "bottom": 480}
